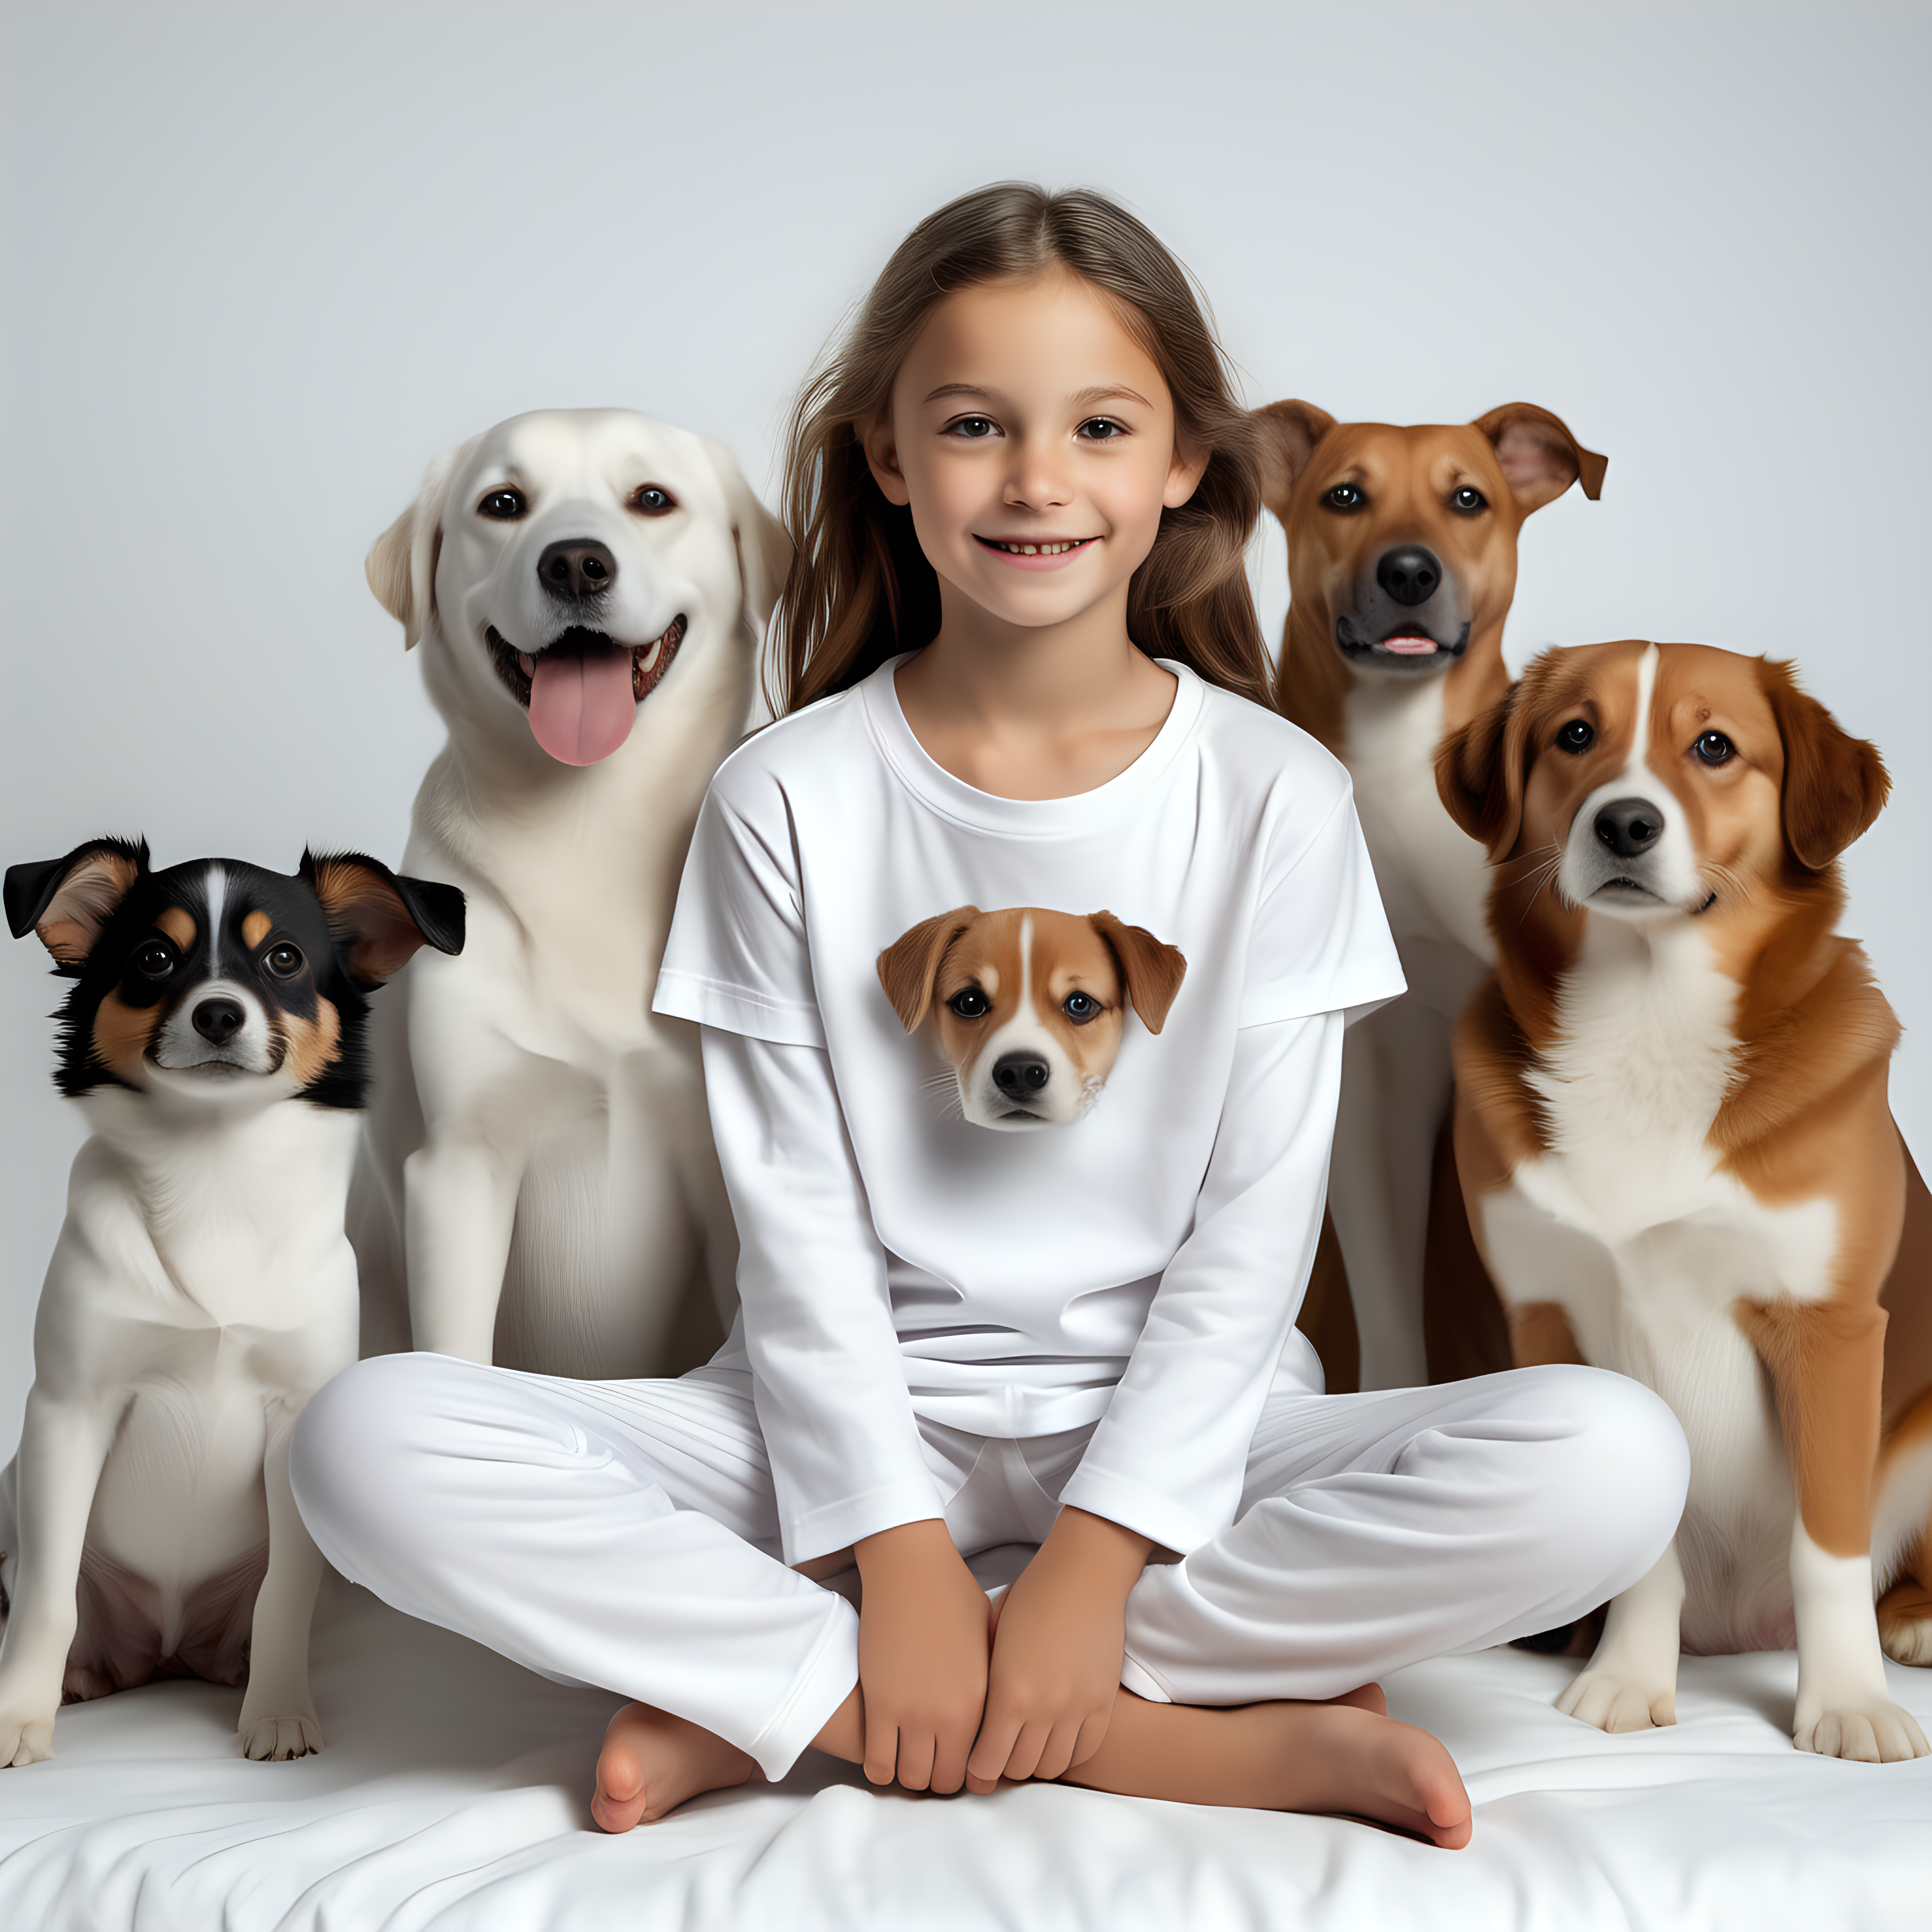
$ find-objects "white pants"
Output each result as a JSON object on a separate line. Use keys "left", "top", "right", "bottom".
{"left": 289, "top": 1355, "right": 1686, "bottom": 1780}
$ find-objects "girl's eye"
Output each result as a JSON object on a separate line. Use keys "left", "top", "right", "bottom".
{"left": 1076, "top": 418, "right": 1124, "bottom": 441}
{"left": 948, "top": 417, "right": 999, "bottom": 440}
{"left": 628, "top": 485, "right": 676, "bottom": 515}
{"left": 1324, "top": 483, "right": 1365, "bottom": 512}
{"left": 265, "top": 943, "right": 306, "bottom": 979}
{"left": 1062, "top": 991, "right": 1099, "bottom": 1023}
{"left": 1557, "top": 719, "right": 1596, "bottom": 754}
{"left": 947, "top": 988, "right": 990, "bottom": 1019}
{"left": 1694, "top": 731, "right": 1736, "bottom": 766}
{"left": 134, "top": 941, "right": 175, "bottom": 979}
{"left": 1450, "top": 485, "right": 1488, "bottom": 514}
{"left": 477, "top": 487, "right": 526, "bottom": 520}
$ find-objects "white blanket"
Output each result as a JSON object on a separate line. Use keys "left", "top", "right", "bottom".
{"left": 3, "top": 1574, "right": 1929, "bottom": 1930}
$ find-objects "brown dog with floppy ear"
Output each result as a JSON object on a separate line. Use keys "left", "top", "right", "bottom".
{"left": 1434, "top": 639, "right": 1932, "bottom": 1759}
{"left": 1248, "top": 400, "right": 1605, "bottom": 1394}
{"left": 877, "top": 906, "right": 1185, "bottom": 1131}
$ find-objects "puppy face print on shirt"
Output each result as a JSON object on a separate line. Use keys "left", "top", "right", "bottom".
{"left": 877, "top": 907, "right": 1186, "bottom": 1131}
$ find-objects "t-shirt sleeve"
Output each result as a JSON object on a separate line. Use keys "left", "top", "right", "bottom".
{"left": 653, "top": 758, "right": 826, "bottom": 1047}
{"left": 1237, "top": 780, "right": 1406, "bottom": 1029}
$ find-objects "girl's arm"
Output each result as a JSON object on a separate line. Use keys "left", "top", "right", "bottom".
{"left": 967, "top": 1010, "right": 1343, "bottom": 1788}
{"left": 700, "top": 1027, "right": 992, "bottom": 1792}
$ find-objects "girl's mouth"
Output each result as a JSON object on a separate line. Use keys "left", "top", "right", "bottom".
{"left": 974, "top": 535, "right": 1098, "bottom": 564}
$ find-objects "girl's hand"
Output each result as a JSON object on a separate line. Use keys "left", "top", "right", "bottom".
{"left": 965, "top": 1508, "right": 1153, "bottom": 1791}
{"left": 853, "top": 1518, "right": 993, "bottom": 1793}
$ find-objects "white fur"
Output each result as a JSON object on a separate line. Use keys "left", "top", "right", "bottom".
{"left": 0, "top": 1084, "right": 360, "bottom": 1767}
{"left": 1329, "top": 675, "right": 1494, "bottom": 1389}
{"left": 353, "top": 410, "right": 790, "bottom": 1375}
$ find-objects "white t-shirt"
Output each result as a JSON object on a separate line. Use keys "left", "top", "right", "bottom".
{"left": 655, "top": 658, "right": 1404, "bottom": 1559}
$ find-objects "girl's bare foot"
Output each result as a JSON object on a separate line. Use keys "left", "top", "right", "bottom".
{"left": 1064, "top": 1692, "right": 1473, "bottom": 1849}
{"left": 591, "top": 1701, "right": 758, "bottom": 1832}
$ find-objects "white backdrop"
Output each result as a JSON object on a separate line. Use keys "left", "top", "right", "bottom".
{"left": 2, "top": 1, "right": 1926, "bottom": 1453}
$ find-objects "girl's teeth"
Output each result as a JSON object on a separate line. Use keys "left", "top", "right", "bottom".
{"left": 1000, "top": 540, "right": 1080, "bottom": 555}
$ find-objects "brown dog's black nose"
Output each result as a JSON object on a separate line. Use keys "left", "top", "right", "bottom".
{"left": 992, "top": 1052, "right": 1050, "bottom": 1099}
{"left": 1375, "top": 545, "right": 1442, "bottom": 607}
{"left": 192, "top": 996, "right": 245, "bottom": 1045}
{"left": 537, "top": 539, "right": 618, "bottom": 601}
{"left": 1594, "top": 798, "right": 1664, "bottom": 859}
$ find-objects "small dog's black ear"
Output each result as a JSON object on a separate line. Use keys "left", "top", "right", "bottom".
{"left": 877, "top": 908, "right": 980, "bottom": 1033}
{"left": 5, "top": 836, "right": 150, "bottom": 969}
{"left": 300, "top": 849, "right": 466, "bottom": 988}
{"left": 1090, "top": 913, "right": 1187, "bottom": 1036}
{"left": 1472, "top": 403, "right": 1607, "bottom": 513}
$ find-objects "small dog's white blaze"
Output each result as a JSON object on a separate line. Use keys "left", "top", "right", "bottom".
{"left": 203, "top": 864, "right": 228, "bottom": 969}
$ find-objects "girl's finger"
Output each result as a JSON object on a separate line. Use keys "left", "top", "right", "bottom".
{"left": 895, "top": 1725, "right": 936, "bottom": 1792}
{"left": 965, "top": 1707, "right": 1023, "bottom": 1786}
{"left": 929, "top": 1723, "right": 973, "bottom": 1795}
{"left": 1032, "top": 1719, "right": 1081, "bottom": 1784}
{"left": 1067, "top": 1706, "right": 1114, "bottom": 1771}
{"left": 1001, "top": 1716, "right": 1052, "bottom": 1785}
{"left": 863, "top": 1721, "right": 899, "bottom": 1786}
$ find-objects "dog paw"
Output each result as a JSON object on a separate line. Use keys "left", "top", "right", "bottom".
{"left": 1876, "top": 1581, "right": 1932, "bottom": 1666}
{"left": 0, "top": 1707, "right": 57, "bottom": 1767}
{"left": 1795, "top": 1700, "right": 1929, "bottom": 1763}
{"left": 240, "top": 1714, "right": 324, "bottom": 1761}
{"left": 1555, "top": 1668, "right": 1676, "bottom": 1733}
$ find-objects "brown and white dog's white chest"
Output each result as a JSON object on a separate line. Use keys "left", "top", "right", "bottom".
{"left": 1341, "top": 677, "right": 1495, "bottom": 1000}
{"left": 1477, "top": 923, "right": 1842, "bottom": 1645}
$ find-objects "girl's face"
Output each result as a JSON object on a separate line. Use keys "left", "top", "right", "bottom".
{"left": 863, "top": 268, "right": 1206, "bottom": 634}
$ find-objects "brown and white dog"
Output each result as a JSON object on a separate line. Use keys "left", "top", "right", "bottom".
{"left": 877, "top": 907, "right": 1185, "bottom": 1130}
{"left": 1252, "top": 401, "right": 1606, "bottom": 1390}
{"left": 1439, "top": 640, "right": 1932, "bottom": 1760}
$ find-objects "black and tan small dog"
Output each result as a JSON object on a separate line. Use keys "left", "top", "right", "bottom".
{"left": 0, "top": 838, "right": 461, "bottom": 1766}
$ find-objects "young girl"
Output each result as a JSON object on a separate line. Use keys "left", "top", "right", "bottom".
{"left": 291, "top": 183, "right": 1687, "bottom": 1848}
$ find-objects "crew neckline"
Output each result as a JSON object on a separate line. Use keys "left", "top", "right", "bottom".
{"left": 859, "top": 654, "right": 1208, "bottom": 838}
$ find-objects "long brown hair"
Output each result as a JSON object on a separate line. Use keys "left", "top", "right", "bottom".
{"left": 774, "top": 183, "right": 1269, "bottom": 714}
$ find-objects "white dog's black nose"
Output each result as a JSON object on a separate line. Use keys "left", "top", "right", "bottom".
{"left": 1375, "top": 545, "right": 1442, "bottom": 607}
{"left": 992, "top": 1052, "right": 1050, "bottom": 1099}
{"left": 537, "top": 539, "right": 618, "bottom": 601}
{"left": 1594, "top": 797, "right": 1664, "bottom": 858}
{"left": 192, "top": 996, "right": 245, "bottom": 1045}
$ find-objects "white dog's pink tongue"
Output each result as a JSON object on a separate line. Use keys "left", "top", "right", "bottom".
{"left": 528, "top": 644, "right": 635, "bottom": 765}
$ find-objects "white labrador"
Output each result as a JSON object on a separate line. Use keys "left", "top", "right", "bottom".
{"left": 354, "top": 409, "right": 791, "bottom": 1377}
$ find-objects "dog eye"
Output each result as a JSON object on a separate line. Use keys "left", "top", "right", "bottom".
{"left": 477, "top": 488, "right": 526, "bottom": 520}
{"left": 264, "top": 943, "right": 306, "bottom": 978}
{"left": 1557, "top": 719, "right": 1596, "bottom": 753}
{"left": 1324, "top": 483, "right": 1365, "bottom": 512}
{"left": 1449, "top": 486, "right": 1488, "bottom": 514}
{"left": 1062, "top": 991, "right": 1099, "bottom": 1023}
{"left": 1694, "top": 731, "right": 1735, "bottom": 766}
{"left": 134, "top": 941, "right": 175, "bottom": 978}
{"left": 628, "top": 485, "right": 677, "bottom": 516}
{"left": 947, "top": 988, "right": 990, "bottom": 1019}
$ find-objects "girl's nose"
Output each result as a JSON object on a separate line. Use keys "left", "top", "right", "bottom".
{"left": 1004, "top": 436, "right": 1074, "bottom": 510}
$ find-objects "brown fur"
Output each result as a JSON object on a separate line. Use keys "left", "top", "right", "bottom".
{"left": 241, "top": 910, "right": 271, "bottom": 949}
{"left": 91, "top": 991, "right": 161, "bottom": 1087}
{"left": 308, "top": 858, "right": 440, "bottom": 986}
{"left": 1441, "top": 641, "right": 1932, "bottom": 1652}
{"left": 155, "top": 907, "right": 197, "bottom": 951}
{"left": 35, "top": 847, "right": 146, "bottom": 967}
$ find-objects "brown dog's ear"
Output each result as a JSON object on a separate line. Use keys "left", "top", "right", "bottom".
{"left": 877, "top": 907, "right": 980, "bottom": 1033}
{"left": 1251, "top": 400, "right": 1339, "bottom": 514}
{"left": 1437, "top": 680, "right": 1534, "bottom": 858}
{"left": 1757, "top": 661, "right": 1890, "bottom": 871}
{"left": 366, "top": 442, "right": 469, "bottom": 650}
{"left": 1473, "top": 404, "right": 1607, "bottom": 514}
{"left": 300, "top": 849, "right": 466, "bottom": 988}
{"left": 1090, "top": 913, "right": 1187, "bottom": 1035}
{"left": 5, "top": 836, "right": 151, "bottom": 969}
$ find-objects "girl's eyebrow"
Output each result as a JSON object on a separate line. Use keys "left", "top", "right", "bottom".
{"left": 921, "top": 382, "right": 1154, "bottom": 409}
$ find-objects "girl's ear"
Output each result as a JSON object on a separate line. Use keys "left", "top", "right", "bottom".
{"left": 1162, "top": 434, "right": 1210, "bottom": 510}
{"left": 859, "top": 414, "right": 912, "bottom": 508}
{"left": 1089, "top": 913, "right": 1187, "bottom": 1034}
{"left": 877, "top": 908, "right": 981, "bottom": 1032}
